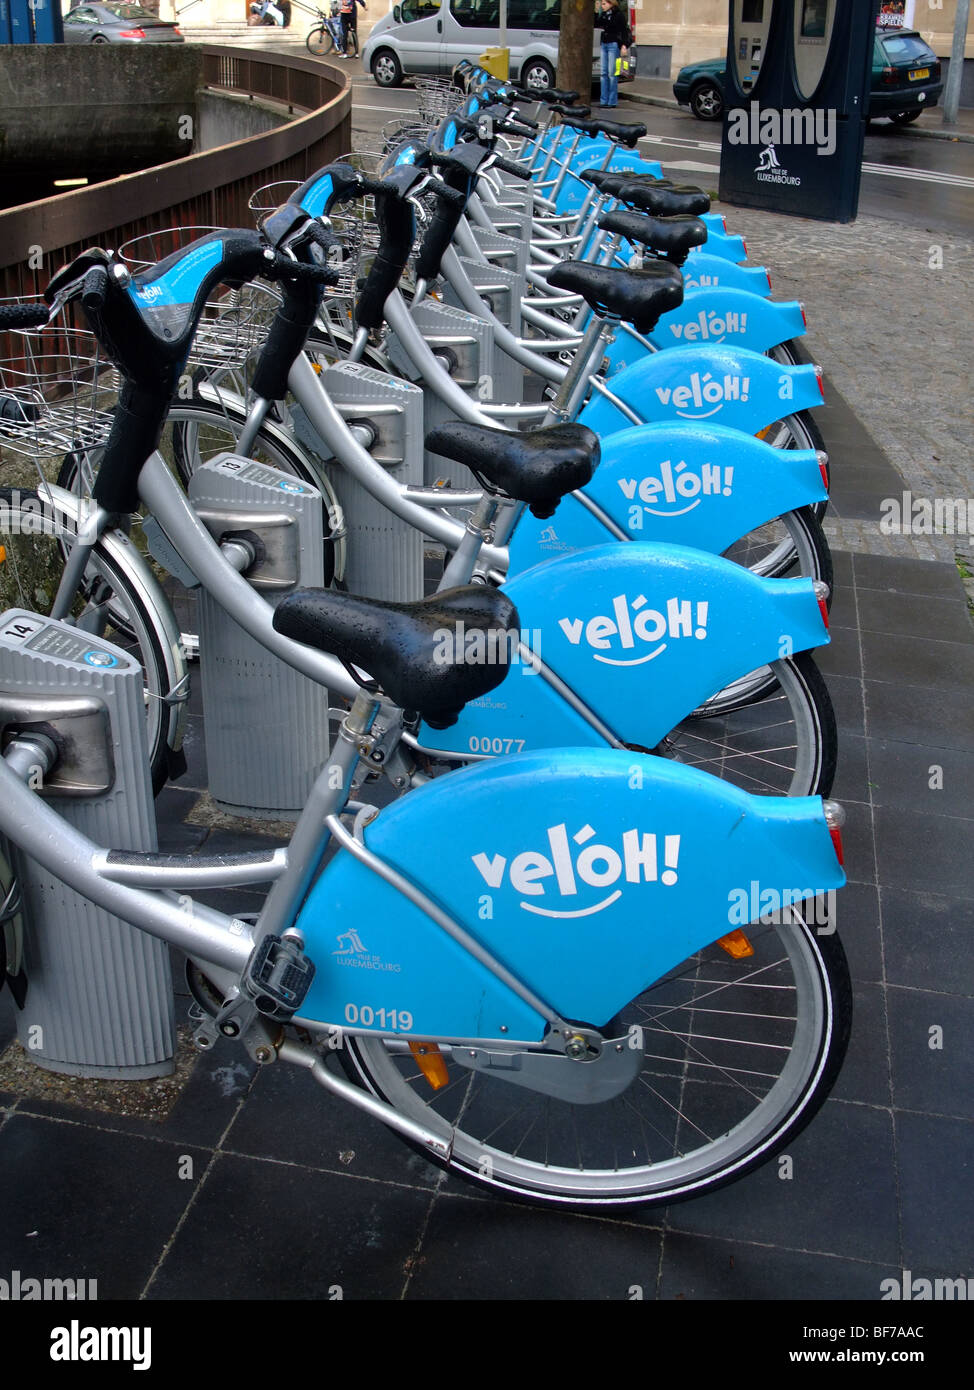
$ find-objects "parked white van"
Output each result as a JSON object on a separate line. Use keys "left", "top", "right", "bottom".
{"left": 361, "top": 0, "right": 598, "bottom": 91}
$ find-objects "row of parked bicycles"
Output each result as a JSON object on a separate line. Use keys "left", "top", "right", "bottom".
{"left": 0, "top": 64, "right": 849, "bottom": 1209}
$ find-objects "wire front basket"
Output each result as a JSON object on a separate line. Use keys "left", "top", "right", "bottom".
{"left": 0, "top": 315, "right": 115, "bottom": 463}
{"left": 414, "top": 75, "right": 461, "bottom": 127}
{"left": 117, "top": 228, "right": 282, "bottom": 372}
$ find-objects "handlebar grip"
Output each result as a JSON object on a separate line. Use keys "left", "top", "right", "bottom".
{"left": 267, "top": 252, "right": 339, "bottom": 287}
{"left": 491, "top": 156, "right": 532, "bottom": 182}
{"left": 82, "top": 265, "right": 110, "bottom": 313}
{"left": 431, "top": 181, "right": 467, "bottom": 209}
{"left": 0, "top": 303, "right": 49, "bottom": 330}
{"left": 500, "top": 112, "right": 538, "bottom": 131}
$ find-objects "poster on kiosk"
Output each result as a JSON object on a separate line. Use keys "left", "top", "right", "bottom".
{"left": 718, "top": 0, "right": 876, "bottom": 224}
{"left": 876, "top": 2, "right": 916, "bottom": 28}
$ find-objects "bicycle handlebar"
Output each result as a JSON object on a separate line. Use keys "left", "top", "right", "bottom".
{"left": 0, "top": 303, "right": 50, "bottom": 330}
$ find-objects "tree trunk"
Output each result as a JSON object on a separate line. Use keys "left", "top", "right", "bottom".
{"left": 558, "top": 0, "right": 594, "bottom": 100}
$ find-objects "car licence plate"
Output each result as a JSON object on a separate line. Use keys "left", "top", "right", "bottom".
{"left": 909, "top": 68, "right": 930, "bottom": 80}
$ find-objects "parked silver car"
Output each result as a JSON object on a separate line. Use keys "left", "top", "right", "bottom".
{"left": 62, "top": 3, "right": 184, "bottom": 43}
{"left": 362, "top": 0, "right": 596, "bottom": 90}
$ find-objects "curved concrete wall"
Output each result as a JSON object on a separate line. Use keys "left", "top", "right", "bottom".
{"left": 0, "top": 46, "right": 203, "bottom": 176}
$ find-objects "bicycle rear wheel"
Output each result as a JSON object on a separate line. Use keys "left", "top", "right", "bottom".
{"left": 340, "top": 910, "right": 851, "bottom": 1208}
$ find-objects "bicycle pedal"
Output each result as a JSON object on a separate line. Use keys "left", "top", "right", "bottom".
{"left": 244, "top": 934, "right": 315, "bottom": 1022}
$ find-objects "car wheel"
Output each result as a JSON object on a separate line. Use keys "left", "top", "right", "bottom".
{"left": 520, "top": 58, "right": 555, "bottom": 93}
{"left": 371, "top": 49, "right": 403, "bottom": 88}
{"left": 689, "top": 79, "right": 724, "bottom": 121}
{"left": 92, "top": 33, "right": 109, "bottom": 42}
{"left": 890, "top": 109, "right": 923, "bottom": 125}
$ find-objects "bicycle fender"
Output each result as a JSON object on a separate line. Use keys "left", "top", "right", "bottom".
{"left": 650, "top": 252, "right": 771, "bottom": 298}
{"left": 647, "top": 289, "right": 805, "bottom": 355}
{"left": 507, "top": 422, "right": 827, "bottom": 571}
{"left": 599, "top": 290, "right": 805, "bottom": 377}
{"left": 504, "top": 543, "right": 828, "bottom": 746}
{"left": 578, "top": 344, "right": 823, "bottom": 438}
{"left": 296, "top": 749, "right": 845, "bottom": 1037}
{"left": 692, "top": 224, "right": 749, "bottom": 263}
{"left": 418, "top": 543, "right": 828, "bottom": 755}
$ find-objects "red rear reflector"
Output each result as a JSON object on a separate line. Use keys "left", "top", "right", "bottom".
{"left": 818, "top": 596, "right": 829, "bottom": 629}
{"left": 815, "top": 368, "right": 826, "bottom": 401}
{"left": 741, "top": 237, "right": 748, "bottom": 256}
{"left": 823, "top": 801, "right": 846, "bottom": 867}
{"left": 799, "top": 302, "right": 807, "bottom": 328}
{"left": 765, "top": 270, "right": 773, "bottom": 293}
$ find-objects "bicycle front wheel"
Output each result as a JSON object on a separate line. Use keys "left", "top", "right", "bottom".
{"left": 0, "top": 486, "right": 185, "bottom": 795}
{"left": 306, "top": 25, "right": 333, "bottom": 55}
{"left": 341, "top": 910, "right": 851, "bottom": 1208}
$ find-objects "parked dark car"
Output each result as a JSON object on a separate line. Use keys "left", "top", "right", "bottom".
{"left": 62, "top": 3, "right": 184, "bottom": 43}
{"left": 673, "top": 28, "right": 942, "bottom": 124}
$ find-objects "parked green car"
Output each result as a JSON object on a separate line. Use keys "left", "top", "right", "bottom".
{"left": 673, "top": 28, "right": 943, "bottom": 124}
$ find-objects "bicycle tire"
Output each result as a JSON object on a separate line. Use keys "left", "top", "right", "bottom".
{"left": 306, "top": 25, "right": 333, "bottom": 56}
{"left": 667, "top": 649, "right": 837, "bottom": 798}
{"left": 722, "top": 503, "right": 833, "bottom": 595}
{"left": 164, "top": 390, "right": 347, "bottom": 589}
{"left": 0, "top": 485, "right": 185, "bottom": 796}
{"left": 339, "top": 909, "right": 852, "bottom": 1209}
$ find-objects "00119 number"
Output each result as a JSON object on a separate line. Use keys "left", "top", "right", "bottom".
{"left": 344, "top": 1004, "right": 413, "bottom": 1031}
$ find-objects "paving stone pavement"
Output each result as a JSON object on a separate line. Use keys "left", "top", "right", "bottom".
{"left": 709, "top": 205, "right": 974, "bottom": 587}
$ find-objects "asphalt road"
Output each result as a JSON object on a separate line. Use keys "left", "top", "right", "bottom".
{"left": 331, "top": 62, "right": 974, "bottom": 238}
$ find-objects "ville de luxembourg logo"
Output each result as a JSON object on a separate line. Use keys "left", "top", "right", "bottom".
{"left": 726, "top": 102, "right": 839, "bottom": 189}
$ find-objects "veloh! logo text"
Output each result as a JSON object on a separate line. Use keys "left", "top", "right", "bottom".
{"left": 557, "top": 594, "right": 709, "bottom": 666}
{"left": 618, "top": 460, "right": 735, "bottom": 521}
{"left": 655, "top": 372, "right": 751, "bottom": 419}
{"left": 668, "top": 309, "right": 749, "bottom": 344}
{"left": 473, "top": 821, "right": 681, "bottom": 918}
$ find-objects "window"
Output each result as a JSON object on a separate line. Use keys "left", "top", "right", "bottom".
{"left": 881, "top": 35, "right": 934, "bottom": 62}
{"left": 741, "top": 0, "right": 763, "bottom": 22}
{"left": 399, "top": 0, "right": 440, "bottom": 22}
{"left": 508, "top": 0, "right": 559, "bottom": 28}
{"left": 452, "top": 0, "right": 499, "bottom": 27}
{"left": 799, "top": 0, "right": 827, "bottom": 39}
{"left": 103, "top": 3, "right": 156, "bottom": 16}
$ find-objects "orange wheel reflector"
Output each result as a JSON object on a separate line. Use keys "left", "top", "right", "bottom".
{"left": 755, "top": 426, "right": 773, "bottom": 440}
{"left": 718, "top": 929, "right": 755, "bottom": 959}
{"left": 0, "top": 545, "right": 6, "bottom": 563}
{"left": 408, "top": 1040, "right": 449, "bottom": 1090}
{"left": 312, "top": 362, "right": 323, "bottom": 374}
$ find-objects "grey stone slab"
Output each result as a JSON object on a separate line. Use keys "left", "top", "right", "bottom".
{"left": 888, "top": 987, "right": 974, "bottom": 1121}
{"left": 404, "top": 1195, "right": 664, "bottom": 1301}
{"left": 865, "top": 681, "right": 974, "bottom": 751}
{"left": 854, "top": 553, "right": 968, "bottom": 601}
{"left": 897, "top": 1112, "right": 974, "bottom": 1271}
{"left": 882, "top": 889, "right": 974, "bottom": 997}
{"left": 146, "top": 1151, "right": 432, "bottom": 1299}
{"left": 874, "top": 807, "right": 974, "bottom": 900}
{"left": 657, "top": 1230, "right": 898, "bottom": 1301}
{"left": 664, "top": 1101, "right": 900, "bottom": 1264}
